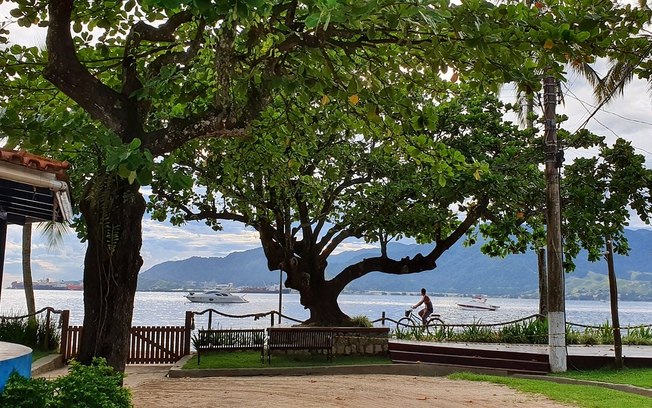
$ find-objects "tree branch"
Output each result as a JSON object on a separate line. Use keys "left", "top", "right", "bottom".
{"left": 44, "top": 0, "right": 137, "bottom": 141}
{"left": 329, "top": 196, "right": 490, "bottom": 293}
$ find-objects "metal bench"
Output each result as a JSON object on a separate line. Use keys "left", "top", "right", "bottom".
{"left": 266, "top": 327, "right": 333, "bottom": 364}
{"left": 195, "top": 328, "right": 265, "bottom": 365}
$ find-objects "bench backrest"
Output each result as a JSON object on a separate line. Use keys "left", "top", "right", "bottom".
{"left": 267, "top": 327, "right": 333, "bottom": 348}
{"left": 197, "top": 328, "right": 265, "bottom": 350}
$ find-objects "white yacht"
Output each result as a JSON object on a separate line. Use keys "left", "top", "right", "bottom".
{"left": 185, "top": 286, "right": 247, "bottom": 303}
{"left": 456, "top": 295, "right": 499, "bottom": 311}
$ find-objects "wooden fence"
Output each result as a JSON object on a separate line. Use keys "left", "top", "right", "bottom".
{"left": 61, "top": 311, "right": 193, "bottom": 365}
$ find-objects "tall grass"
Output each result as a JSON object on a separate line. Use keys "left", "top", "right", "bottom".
{"left": 392, "top": 317, "right": 652, "bottom": 346}
{"left": 0, "top": 315, "right": 59, "bottom": 351}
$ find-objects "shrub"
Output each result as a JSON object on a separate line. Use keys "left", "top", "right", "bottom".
{"left": 0, "top": 358, "right": 132, "bottom": 408}
{"left": 623, "top": 326, "right": 652, "bottom": 345}
{"left": 350, "top": 315, "right": 373, "bottom": 328}
{"left": 0, "top": 315, "right": 59, "bottom": 352}
{"left": 453, "top": 322, "right": 498, "bottom": 343}
{"left": 499, "top": 318, "right": 548, "bottom": 344}
{"left": 0, "top": 374, "right": 53, "bottom": 408}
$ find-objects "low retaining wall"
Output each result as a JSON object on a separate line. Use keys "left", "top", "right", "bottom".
{"left": 333, "top": 327, "right": 390, "bottom": 356}
{"left": 268, "top": 327, "right": 390, "bottom": 358}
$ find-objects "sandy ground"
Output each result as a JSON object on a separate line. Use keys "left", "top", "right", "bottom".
{"left": 95, "top": 367, "right": 573, "bottom": 408}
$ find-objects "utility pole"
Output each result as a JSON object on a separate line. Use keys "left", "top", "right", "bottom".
{"left": 543, "top": 75, "right": 567, "bottom": 372}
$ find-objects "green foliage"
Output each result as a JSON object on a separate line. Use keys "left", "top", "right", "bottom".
{"left": 450, "top": 372, "right": 652, "bottom": 408}
{"left": 394, "top": 318, "right": 652, "bottom": 346}
{"left": 350, "top": 315, "right": 373, "bottom": 328}
{"left": 0, "top": 358, "right": 131, "bottom": 408}
{"left": 0, "top": 315, "right": 59, "bottom": 352}
{"left": 182, "top": 351, "right": 390, "bottom": 369}
{"left": 623, "top": 326, "right": 652, "bottom": 346}
{"left": 454, "top": 322, "right": 499, "bottom": 343}
{"left": 562, "top": 139, "right": 652, "bottom": 268}
{"left": 0, "top": 374, "right": 54, "bottom": 408}
{"left": 558, "top": 368, "right": 652, "bottom": 389}
{"left": 499, "top": 318, "right": 548, "bottom": 344}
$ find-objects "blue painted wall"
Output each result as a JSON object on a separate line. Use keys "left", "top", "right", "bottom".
{"left": 0, "top": 351, "right": 32, "bottom": 391}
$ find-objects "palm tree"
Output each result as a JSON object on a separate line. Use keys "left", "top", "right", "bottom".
{"left": 21, "top": 223, "right": 36, "bottom": 316}
{"left": 21, "top": 220, "right": 70, "bottom": 317}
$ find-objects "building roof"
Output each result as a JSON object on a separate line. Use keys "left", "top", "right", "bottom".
{"left": 0, "top": 149, "right": 73, "bottom": 224}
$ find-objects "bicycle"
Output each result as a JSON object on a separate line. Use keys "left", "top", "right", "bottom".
{"left": 397, "top": 308, "right": 445, "bottom": 335}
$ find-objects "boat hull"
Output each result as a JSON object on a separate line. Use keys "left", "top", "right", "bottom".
{"left": 457, "top": 303, "right": 498, "bottom": 311}
{"left": 185, "top": 292, "right": 248, "bottom": 303}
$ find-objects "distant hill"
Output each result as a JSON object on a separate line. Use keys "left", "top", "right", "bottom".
{"left": 137, "top": 228, "right": 652, "bottom": 300}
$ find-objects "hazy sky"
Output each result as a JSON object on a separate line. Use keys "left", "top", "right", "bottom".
{"left": 1, "top": 3, "right": 651, "bottom": 284}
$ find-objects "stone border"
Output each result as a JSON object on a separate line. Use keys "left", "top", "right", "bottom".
{"left": 31, "top": 354, "right": 64, "bottom": 376}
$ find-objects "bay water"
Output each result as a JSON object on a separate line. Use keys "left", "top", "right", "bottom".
{"left": 1, "top": 289, "right": 651, "bottom": 330}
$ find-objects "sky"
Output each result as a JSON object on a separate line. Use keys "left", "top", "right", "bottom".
{"left": 1, "top": 3, "right": 652, "bottom": 284}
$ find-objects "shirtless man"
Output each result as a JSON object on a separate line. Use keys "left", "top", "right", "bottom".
{"left": 412, "top": 288, "right": 434, "bottom": 325}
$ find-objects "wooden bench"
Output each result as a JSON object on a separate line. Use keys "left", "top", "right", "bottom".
{"left": 195, "top": 328, "right": 265, "bottom": 365}
{"left": 266, "top": 327, "right": 333, "bottom": 364}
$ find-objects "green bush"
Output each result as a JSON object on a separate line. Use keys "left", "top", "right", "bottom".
{"left": 453, "top": 322, "right": 498, "bottom": 343}
{"left": 350, "top": 315, "right": 373, "bottom": 328}
{"left": 393, "top": 318, "right": 652, "bottom": 346}
{"left": 0, "top": 374, "right": 53, "bottom": 408}
{"left": 0, "top": 358, "right": 132, "bottom": 408}
{"left": 499, "top": 318, "right": 548, "bottom": 344}
{"left": 623, "top": 326, "right": 652, "bottom": 345}
{"left": 0, "top": 315, "right": 59, "bottom": 352}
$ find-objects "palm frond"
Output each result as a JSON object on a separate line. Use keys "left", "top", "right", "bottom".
{"left": 36, "top": 221, "right": 71, "bottom": 252}
{"left": 600, "top": 60, "right": 636, "bottom": 103}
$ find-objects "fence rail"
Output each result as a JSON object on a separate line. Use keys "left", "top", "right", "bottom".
{"left": 23, "top": 307, "right": 652, "bottom": 365}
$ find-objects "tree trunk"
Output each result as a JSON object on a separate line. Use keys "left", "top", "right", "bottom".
{"left": 298, "top": 279, "right": 350, "bottom": 326}
{"left": 537, "top": 248, "right": 548, "bottom": 318}
{"left": 76, "top": 172, "right": 145, "bottom": 373}
{"left": 22, "top": 224, "right": 36, "bottom": 317}
{"left": 279, "top": 255, "right": 350, "bottom": 326}
{"left": 605, "top": 236, "right": 623, "bottom": 368}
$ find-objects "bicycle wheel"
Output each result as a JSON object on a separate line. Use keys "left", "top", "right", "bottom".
{"left": 397, "top": 317, "right": 415, "bottom": 331}
{"left": 425, "top": 317, "right": 445, "bottom": 335}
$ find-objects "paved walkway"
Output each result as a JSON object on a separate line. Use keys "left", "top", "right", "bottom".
{"left": 32, "top": 342, "right": 652, "bottom": 399}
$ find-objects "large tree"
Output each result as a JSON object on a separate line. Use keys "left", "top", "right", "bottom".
{"left": 1, "top": 0, "right": 647, "bottom": 368}
{"left": 151, "top": 89, "right": 545, "bottom": 325}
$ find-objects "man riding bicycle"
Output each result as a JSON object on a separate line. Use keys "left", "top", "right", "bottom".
{"left": 411, "top": 288, "right": 434, "bottom": 325}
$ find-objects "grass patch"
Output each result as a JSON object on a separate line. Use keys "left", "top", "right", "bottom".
{"left": 556, "top": 367, "right": 652, "bottom": 389}
{"left": 31, "top": 350, "right": 53, "bottom": 363}
{"left": 183, "top": 351, "right": 391, "bottom": 369}
{"left": 449, "top": 372, "right": 652, "bottom": 408}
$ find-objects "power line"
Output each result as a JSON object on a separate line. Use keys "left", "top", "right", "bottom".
{"left": 562, "top": 84, "right": 652, "bottom": 159}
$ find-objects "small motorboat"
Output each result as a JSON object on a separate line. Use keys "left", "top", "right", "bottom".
{"left": 185, "top": 288, "right": 247, "bottom": 304}
{"left": 457, "top": 295, "right": 499, "bottom": 311}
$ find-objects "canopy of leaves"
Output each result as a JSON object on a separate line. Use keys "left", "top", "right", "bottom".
{"left": 150, "top": 86, "right": 544, "bottom": 287}
{"left": 562, "top": 138, "right": 652, "bottom": 268}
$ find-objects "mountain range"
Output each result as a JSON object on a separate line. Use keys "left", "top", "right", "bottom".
{"left": 137, "top": 228, "right": 652, "bottom": 300}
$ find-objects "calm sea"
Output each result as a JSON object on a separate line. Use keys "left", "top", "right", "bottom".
{"left": 1, "top": 289, "right": 651, "bottom": 330}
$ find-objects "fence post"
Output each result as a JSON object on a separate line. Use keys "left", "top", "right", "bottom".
{"left": 270, "top": 312, "right": 275, "bottom": 327}
{"left": 59, "top": 310, "right": 70, "bottom": 360}
{"left": 208, "top": 310, "right": 213, "bottom": 330}
{"left": 381, "top": 311, "right": 385, "bottom": 326}
{"left": 45, "top": 308, "right": 51, "bottom": 350}
{"left": 184, "top": 311, "right": 193, "bottom": 356}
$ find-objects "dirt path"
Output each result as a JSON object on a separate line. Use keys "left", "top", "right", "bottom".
{"left": 128, "top": 372, "right": 573, "bottom": 408}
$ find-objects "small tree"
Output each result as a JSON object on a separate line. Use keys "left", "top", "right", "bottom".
{"left": 562, "top": 138, "right": 652, "bottom": 368}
